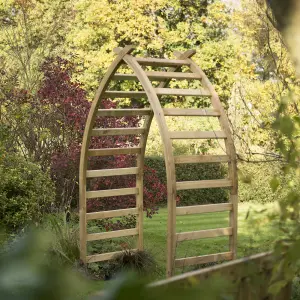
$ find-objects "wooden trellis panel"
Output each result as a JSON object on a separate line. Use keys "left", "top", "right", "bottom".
{"left": 79, "top": 46, "right": 238, "bottom": 278}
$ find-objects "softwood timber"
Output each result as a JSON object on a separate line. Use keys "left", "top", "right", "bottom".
{"left": 135, "top": 57, "right": 189, "bottom": 67}
{"left": 87, "top": 228, "right": 138, "bottom": 241}
{"left": 113, "top": 71, "right": 201, "bottom": 81}
{"left": 97, "top": 108, "right": 152, "bottom": 116}
{"left": 86, "top": 187, "right": 138, "bottom": 199}
{"left": 104, "top": 91, "right": 147, "bottom": 98}
{"left": 91, "top": 128, "right": 145, "bottom": 136}
{"left": 86, "top": 167, "right": 139, "bottom": 178}
{"left": 121, "top": 53, "right": 179, "bottom": 279}
{"left": 154, "top": 88, "right": 211, "bottom": 97}
{"left": 169, "top": 131, "right": 226, "bottom": 139}
{"left": 149, "top": 252, "right": 291, "bottom": 300}
{"left": 79, "top": 46, "right": 238, "bottom": 279}
{"left": 79, "top": 45, "right": 135, "bottom": 263}
{"left": 87, "top": 249, "right": 137, "bottom": 263}
{"left": 176, "top": 51, "right": 239, "bottom": 261}
{"left": 176, "top": 227, "right": 233, "bottom": 242}
{"left": 176, "top": 179, "right": 232, "bottom": 191}
{"left": 87, "top": 147, "right": 141, "bottom": 156}
{"left": 86, "top": 208, "right": 138, "bottom": 220}
{"left": 174, "top": 252, "right": 233, "bottom": 268}
{"left": 174, "top": 154, "right": 230, "bottom": 164}
{"left": 136, "top": 114, "right": 153, "bottom": 250}
{"left": 176, "top": 203, "right": 233, "bottom": 215}
{"left": 163, "top": 108, "right": 220, "bottom": 116}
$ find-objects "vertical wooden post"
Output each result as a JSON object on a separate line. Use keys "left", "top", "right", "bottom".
{"left": 229, "top": 194, "right": 238, "bottom": 259}
{"left": 136, "top": 114, "right": 153, "bottom": 250}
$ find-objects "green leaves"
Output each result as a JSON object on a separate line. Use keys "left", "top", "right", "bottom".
{"left": 270, "top": 177, "right": 280, "bottom": 192}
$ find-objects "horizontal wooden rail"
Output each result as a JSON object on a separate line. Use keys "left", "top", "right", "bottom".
{"left": 97, "top": 108, "right": 152, "bottom": 116}
{"left": 169, "top": 131, "right": 227, "bottom": 139}
{"left": 176, "top": 179, "right": 232, "bottom": 191}
{"left": 86, "top": 167, "right": 139, "bottom": 178}
{"left": 88, "top": 147, "right": 141, "bottom": 156}
{"left": 86, "top": 249, "right": 138, "bottom": 263}
{"left": 147, "top": 71, "right": 201, "bottom": 80}
{"left": 86, "top": 208, "right": 138, "bottom": 220}
{"left": 154, "top": 88, "right": 211, "bottom": 97}
{"left": 176, "top": 203, "right": 233, "bottom": 215}
{"left": 86, "top": 187, "right": 138, "bottom": 199}
{"left": 176, "top": 227, "right": 233, "bottom": 242}
{"left": 113, "top": 72, "right": 201, "bottom": 81}
{"left": 174, "top": 252, "right": 233, "bottom": 268}
{"left": 113, "top": 74, "right": 138, "bottom": 80}
{"left": 104, "top": 91, "right": 147, "bottom": 98}
{"left": 87, "top": 228, "right": 138, "bottom": 241}
{"left": 91, "top": 128, "right": 145, "bottom": 136}
{"left": 174, "top": 155, "right": 230, "bottom": 164}
{"left": 163, "top": 108, "right": 220, "bottom": 116}
{"left": 135, "top": 57, "right": 189, "bottom": 67}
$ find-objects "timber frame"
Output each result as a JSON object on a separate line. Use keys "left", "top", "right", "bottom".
{"left": 79, "top": 46, "right": 238, "bottom": 278}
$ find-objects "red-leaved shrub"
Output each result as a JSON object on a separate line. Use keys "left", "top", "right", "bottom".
{"left": 38, "top": 58, "right": 166, "bottom": 218}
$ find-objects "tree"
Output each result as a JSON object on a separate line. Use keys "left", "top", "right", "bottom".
{"left": 66, "top": 0, "right": 241, "bottom": 105}
{"left": 227, "top": 0, "right": 300, "bottom": 161}
{"left": 0, "top": 0, "right": 73, "bottom": 91}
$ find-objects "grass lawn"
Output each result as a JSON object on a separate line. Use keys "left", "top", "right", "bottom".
{"left": 143, "top": 202, "right": 281, "bottom": 278}
{"left": 86, "top": 201, "right": 283, "bottom": 295}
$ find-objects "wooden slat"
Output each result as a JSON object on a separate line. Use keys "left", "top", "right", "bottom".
{"left": 176, "top": 203, "right": 233, "bottom": 216}
{"left": 113, "top": 72, "right": 202, "bottom": 81}
{"left": 86, "top": 249, "right": 137, "bottom": 263}
{"left": 169, "top": 131, "right": 227, "bottom": 139}
{"left": 155, "top": 88, "right": 211, "bottom": 97}
{"left": 87, "top": 228, "right": 138, "bottom": 241}
{"left": 114, "top": 72, "right": 201, "bottom": 81}
{"left": 135, "top": 57, "right": 189, "bottom": 67}
{"left": 91, "top": 128, "right": 145, "bottom": 136}
{"left": 174, "top": 155, "right": 230, "bottom": 164}
{"left": 104, "top": 91, "right": 147, "bottom": 98}
{"left": 147, "top": 71, "right": 201, "bottom": 80}
{"left": 86, "top": 187, "right": 138, "bottom": 199}
{"left": 87, "top": 147, "right": 141, "bottom": 157}
{"left": 97, "top": 108, "right": 152, "bottom": 116}
{"left": 86, "top": 208, "right": 138, "bottom": 220}
{"left": 113, "top": 74, "right": 138, "bottom": 80}
{"left": 176, "top": 227, "right": 233, "bottom": 242}
{"left": 175, "top": 252, "right": 233, "bottom": 268}
{"left": 163, "top": 108, "right": 220, "bottom": 116}
{"left": 86, "top": 167, "right": 139, "bottom": 178}
{"left": 176, "top": 179, "right": 232, "bottom": 191}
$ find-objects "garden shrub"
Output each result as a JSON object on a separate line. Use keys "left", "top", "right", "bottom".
{"left": 145, "top": 156, "right": 228, "bottom": 206}
{"left": 145, "top": 157, "right": 292, "bottom": 205}
{"left": 238, "top": 161, "right": 292, "bottom": 203}
{"left": 0, "top": 153, "right": 55, "bottom": 232}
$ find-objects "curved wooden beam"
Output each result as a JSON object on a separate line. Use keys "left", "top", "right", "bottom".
{"left": 176, "top": 52, "right": 238, "bottom": 259}
{"left": 79, "top": 45, "right": 134, "bottom": 262}
{"left": 122, "top": 54, "right": 178, "bottom": 277}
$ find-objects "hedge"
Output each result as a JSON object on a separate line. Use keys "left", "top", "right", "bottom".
{"left": 145, "top": 156, "right": 288, "bottom": 206}
{"left": 145, "top": 156, "right": 229, "bottom": 206}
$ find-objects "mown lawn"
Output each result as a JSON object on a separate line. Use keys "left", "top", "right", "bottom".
{"left": 143, "top": 202, "right": 281, "bottom": 278}
{"left": 87, "top": 202, "right": 283, "bottom": 295}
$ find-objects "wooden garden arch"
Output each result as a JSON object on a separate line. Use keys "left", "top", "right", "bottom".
{"left": 79, "top": 45, "right": 238, "bottom": 278}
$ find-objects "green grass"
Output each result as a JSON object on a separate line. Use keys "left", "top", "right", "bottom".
{"left": 86, "top": 201, "right": 284, "bottom": 298}
{"left": 143, "top": 202, "right": 282, "bottom": 278}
